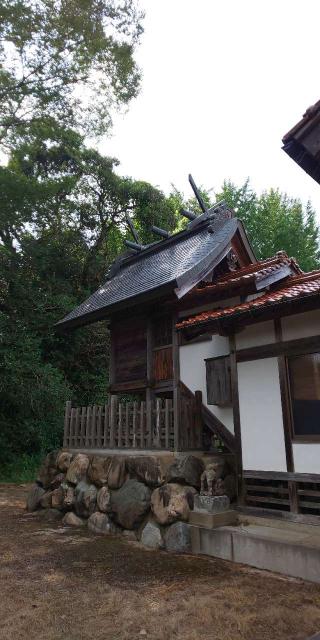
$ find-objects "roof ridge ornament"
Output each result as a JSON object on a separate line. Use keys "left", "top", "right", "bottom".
{"left": 188, "top": 173, "right": 207, "bottom": 213}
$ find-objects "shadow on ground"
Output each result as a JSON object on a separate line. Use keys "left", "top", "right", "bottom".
{"left": 1, "top": 484, "right": 320, "bottom": 640}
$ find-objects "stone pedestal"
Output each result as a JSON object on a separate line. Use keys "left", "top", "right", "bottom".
{"left": 194, "top": 494, "right": 230, "bottom": 513}
{"left": 189, "top": 493, "right": 238, "bottom": 529}
{"left": 189, "top": 509, "right": 238, "bottom": 528}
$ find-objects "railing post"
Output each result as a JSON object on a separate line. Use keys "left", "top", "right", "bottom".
{"left": 125, "top": 402, "right": 130, "bottom": 448}
{"left": 165, "top": 399, "right": 170, "bottom": 449}
{"left": 103, "top": 402, "right": 109, "bottom": 448}
{"left": 146, "top": 389, "right": 153, "bottom": 449}
{"left": 195, "top": 390, "right": 203, "bottom": 449}
{"left": 80, "top": 407, "right": 86, "bottom": 448}
{"left": 64, "top": 401, "right": 72, "bottom": 448}
{"left": 110, "top": 395, "right": 117, "bottom": 448}
{"left": 173, "top": 386, "right": 180, "bottom": 451}
{"left": 132, "top": 401, "right": 138, "bottom": 448}
{"left": 85, "top": 405, "right": 91, "bottom": 448}
{"left": 140, "top": 400, "right": 145, "bottom": 448}
{"left": 155, "top": 398, "right": 161, "bottom": 448}
{"left": 92, "top": 404, "right": 97, "bottom": 449}
{"left": 118, "top": 402, "right": 123, "bottom": 448}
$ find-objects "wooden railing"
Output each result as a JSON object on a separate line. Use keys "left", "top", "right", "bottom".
{"left": 64, "top": 397, "right": 175, "bottom": 451}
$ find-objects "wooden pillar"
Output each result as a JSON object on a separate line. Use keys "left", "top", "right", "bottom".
{"left": 172, "top": 315, "right": 181, "bottom": 451}
{"left": 229, "top": 335, "right": 244, "bottom": 503}
{"left": 274, "top": 318, "right": 298, "bottom": 512}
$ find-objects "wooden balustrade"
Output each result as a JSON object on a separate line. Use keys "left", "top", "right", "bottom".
{"left": 63, "top": 397, "right": 175, "bottom": 451}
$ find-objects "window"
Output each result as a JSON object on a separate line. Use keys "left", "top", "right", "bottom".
{"left": 287, "top": 352, "right": 320, "bottom": 438}
{"left": 205, "top": 356, "right": 232, "bottom": 406}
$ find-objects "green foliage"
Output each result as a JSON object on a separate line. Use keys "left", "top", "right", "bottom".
{"left": 215, "top": 180, "right": 320, "bottom": 271}
{"left": 0, "top": 127, "right": 179, "bottom": 469}
{"left": 0, "top": 315, "right": 70, "bottom": 465}
{"left": 0, "top": 453, "right": 42, "bottom": 483}
{"left": 0, "top": 0, "right": 143, "bottom": 144}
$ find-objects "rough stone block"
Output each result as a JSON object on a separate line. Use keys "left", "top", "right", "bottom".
{"left": 140, "top": 521, "right": 163, "bottom": 549}
{"left": 109, "top": 479, "right": 151, "bottom": 529}
{"left": 62, "top": 512, "right": 85, "bottom": 527}
{"left": 164, "top": 522, "right": 191, "bottom": 554}
{"left": 151, "top": 483, "right": 196, "bottom": 525}
{"left": 166, "top": 455, "right": 204, "bottom": 489}
{"left": 74, "top": 480, "right": 97, "bottom": 518}
{"left": 66, "top": 453, "right": 90, "bottom": 485}
{"left": 26, "top": 484, "right": 45, "bottom": 512}
{"left": 88, "top": 512, "right": 119, "bottom": 535}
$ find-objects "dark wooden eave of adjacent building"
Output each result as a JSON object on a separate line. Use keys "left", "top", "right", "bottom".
{"left": 282, "top": 99, "right": 320, "bottom": 184}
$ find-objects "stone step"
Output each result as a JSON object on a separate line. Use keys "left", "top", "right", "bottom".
{"left": 189, "top": 509, "right": 238, "bottom": 528}
{"left": 190, "top": 521, "right": 320, "bottom": 584}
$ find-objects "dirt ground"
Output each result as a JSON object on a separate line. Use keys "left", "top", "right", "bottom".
{"left": 1, "top": 485, "right": 320, "bottom": 640}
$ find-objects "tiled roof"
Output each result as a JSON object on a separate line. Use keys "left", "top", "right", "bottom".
{"left": 177, "top": 269, "right": 320, "bottom": 331}
{"left": 282, "top": 99, "right": 320, "bottom": 143}
{"left": 195, "top": 252, "right": 301, "bottom": 294}
{"left": 57, "top": 216, "right": 247, "bottom": 329}
{"left": 282, "top": 98, "right": 320, "bottom": 185}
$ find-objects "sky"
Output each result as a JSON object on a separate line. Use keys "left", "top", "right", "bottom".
{"left": 101, "top": 0, "right": 320, "bottom": 214}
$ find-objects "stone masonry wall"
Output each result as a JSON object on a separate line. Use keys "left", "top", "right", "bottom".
{"left": 26, "top": 450, "right": 235, "bottom": 553}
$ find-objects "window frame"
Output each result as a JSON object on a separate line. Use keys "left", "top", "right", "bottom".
{"left": 286, "top": 350, "right": 320, "bottom": 443}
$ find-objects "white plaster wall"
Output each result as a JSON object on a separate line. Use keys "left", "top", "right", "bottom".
{"left": 281, "top": 309, "right": 320, "bottom": 341}
{"left": 293, "top": 444, "right": 320, "bottom": 474}
{"left": 179, "top": 334, "right": 234, "bottom": 433}
{"left": 238, "top": 357, "right": 287, "bottom": 471}
{"left": 235, "top": 320, "right": 275, "bottom": 350}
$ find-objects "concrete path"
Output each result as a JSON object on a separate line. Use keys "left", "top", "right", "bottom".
{"left": 191, "top": 516, "right": 320, "bottom": 584}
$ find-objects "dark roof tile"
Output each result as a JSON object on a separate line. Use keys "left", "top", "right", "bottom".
{"left": 57, "top": 217, "right": 242, "bottom": 329}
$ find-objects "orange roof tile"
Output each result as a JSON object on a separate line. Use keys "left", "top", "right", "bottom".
{"left": 193, "top": 252, "right": 302, "bottom": 295}
{"left": 177, "top": 269, "right": 320, "bottom": 331}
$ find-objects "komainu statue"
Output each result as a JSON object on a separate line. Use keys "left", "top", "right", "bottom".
{"left": 200, "top": 462, "right": 225, "bottom": 496}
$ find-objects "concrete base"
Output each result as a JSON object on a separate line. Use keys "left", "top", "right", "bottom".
{"left": 190, "top": 520, "right": 320, "bottom": 584}
{"left": 189, "top": 510, "right": 238, "bottom": 528}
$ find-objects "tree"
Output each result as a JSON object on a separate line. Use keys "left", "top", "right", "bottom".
{"left": 0, "top": 0, "right": 143, "bottom": 145}
{"left": 0, "top": 130, "right": 180, "bottom": 466}
{"left": 214, "top": 180, "right": 320, "bottom": 271}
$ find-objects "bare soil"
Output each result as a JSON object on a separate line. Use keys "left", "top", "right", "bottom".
{"left": 1, "top": 484, "right": 320, "bottom": 640}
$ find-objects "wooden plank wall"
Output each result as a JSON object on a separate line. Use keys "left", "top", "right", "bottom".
{"left": 112, "top": 317, "right": 147, "bottom": 383}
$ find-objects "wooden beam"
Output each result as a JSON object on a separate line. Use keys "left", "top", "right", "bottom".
{"left": 236, "top": 333, "right": 320, "bottom": 363}
{"left": 201, "top": 404, "right": 236, "bottom": 453}
{"left": 237, "top": 505, "right": 320, "bottom": 527}
{"left": 229, "top": 335, "right": 244, "bottom": 503}
{"left": 109, "top": 378, "right": 148, "bottom": 393}
{"left": 243, "top": 470, "right": 320, "bottom": 483}
{"left": 274, "top": 319, "right": 295, "bottom": 475}
{"left": 180, "top": 296, "right": 320, "bottom": 341}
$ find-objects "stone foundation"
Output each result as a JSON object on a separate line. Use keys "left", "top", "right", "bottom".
{"left": 27, "top": 449, "right": 236, "bottom": 553}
